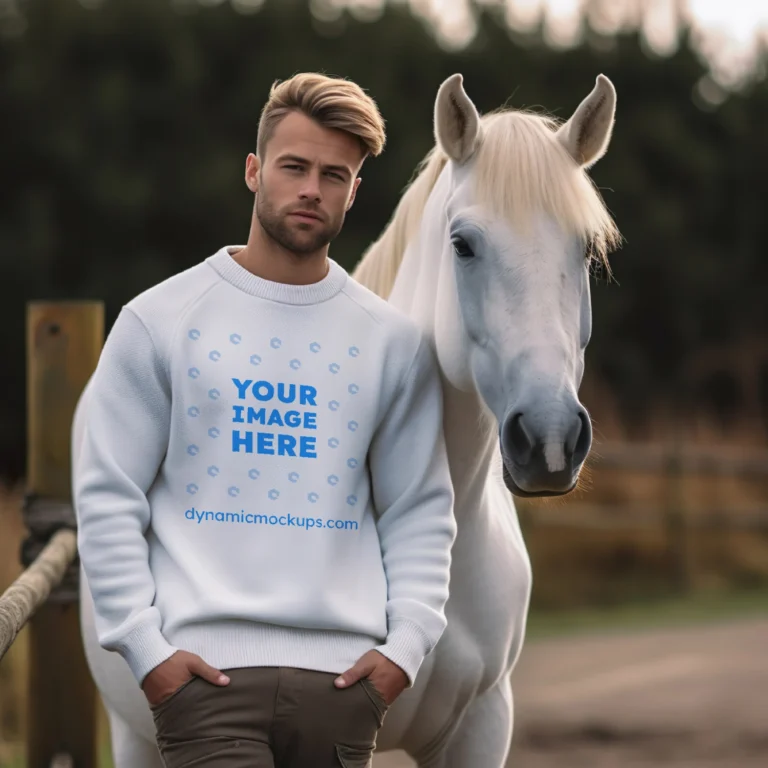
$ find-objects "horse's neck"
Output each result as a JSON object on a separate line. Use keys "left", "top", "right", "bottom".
{"left": 390, "top": 170, "right": 498, "bottom": 521}
{"left": 440, "top": 381, "right": 498, "bottom": 515}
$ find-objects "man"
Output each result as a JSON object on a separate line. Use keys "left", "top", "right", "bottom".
{"left": 75, "top": 72, "right": 457, "bottom": 767}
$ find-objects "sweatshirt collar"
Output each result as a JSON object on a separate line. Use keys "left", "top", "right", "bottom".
{"left": 206, "top": 246, "right": 348, "bottom": 305}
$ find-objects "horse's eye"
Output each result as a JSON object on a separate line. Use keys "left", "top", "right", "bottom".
{"left": 452, "top": 237, "right": 475, "bottom": 260}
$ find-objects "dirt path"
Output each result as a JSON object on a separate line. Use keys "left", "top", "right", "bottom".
{"left": 374, "top": 617, "right": 768, "bottom": 767}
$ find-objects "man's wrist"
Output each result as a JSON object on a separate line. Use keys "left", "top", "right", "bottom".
{"left": 374, "top": 619, "right": 432, "bottom": 686}
{"left": 110, "top": 621, "right": 177, "bottom": 685}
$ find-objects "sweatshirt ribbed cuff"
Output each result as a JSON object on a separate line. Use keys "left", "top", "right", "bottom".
{"left": 374, "top": 619, "right": 433, "bottom": 686}
{"left": 110, "top": 621, "right": 178, "bottom": 686}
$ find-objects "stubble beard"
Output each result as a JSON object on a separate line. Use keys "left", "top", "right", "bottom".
{"left": 256, "top": 187, "right": 345, "bottom": 257}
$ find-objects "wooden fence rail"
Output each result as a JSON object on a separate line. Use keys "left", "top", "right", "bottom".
{"left": 522, "top": 439, "right": 768, "bottom": 594}
{"left": 590, "top": 441, "right": 768, "bottom": 477}
{"left": 0, "top": 529, "right": 77, "bottom": 662}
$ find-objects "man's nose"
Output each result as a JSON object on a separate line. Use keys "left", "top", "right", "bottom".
{"left": 299, "top": 170, "right": 322, "bottom": 202}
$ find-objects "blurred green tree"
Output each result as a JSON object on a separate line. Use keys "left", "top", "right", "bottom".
{"left": 1, "top": 0, "right": 767, "bottom": 478}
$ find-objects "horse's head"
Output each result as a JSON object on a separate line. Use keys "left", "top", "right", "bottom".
{"left": 430, "top": 74, "right": 620, "bottom": 497}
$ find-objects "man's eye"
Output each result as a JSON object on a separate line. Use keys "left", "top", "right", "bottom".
{"left": 284, "top": 165, "right": 302, "bottom": 171}
{"left": 325, "top": 172, "right": 344, "bottom": 181}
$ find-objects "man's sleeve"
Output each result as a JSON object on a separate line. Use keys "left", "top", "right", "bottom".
{"left": 368, "top": 335, "right": 457, "bottom": 685}
{"left": 74, "top": 307, "right": 177, "bottom": 685}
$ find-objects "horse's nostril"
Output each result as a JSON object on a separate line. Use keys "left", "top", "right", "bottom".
{"left": 570, "top": 409, "right": 592, "bottom": 466}
{"left": 503, "top": 413, "right": 533, "bottom": 466}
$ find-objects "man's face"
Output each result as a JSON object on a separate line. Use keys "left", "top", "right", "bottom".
{"left": 246, "top": 111, "right": 364, "bottom": 256}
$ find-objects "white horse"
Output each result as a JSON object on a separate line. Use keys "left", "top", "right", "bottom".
{"left": 73, "top": 73, "right": 619, "bottom": 767}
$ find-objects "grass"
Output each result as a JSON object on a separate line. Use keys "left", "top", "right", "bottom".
{"left": 525, "top": 585, "right": 768, "bottom": 639}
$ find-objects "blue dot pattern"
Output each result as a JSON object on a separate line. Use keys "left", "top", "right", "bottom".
{"left": 184, "top": 329, "right": 367, "bottom": 511}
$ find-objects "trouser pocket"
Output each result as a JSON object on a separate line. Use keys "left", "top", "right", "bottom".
{"left": 150, "top": 676, "right": 196, "bottom": 715}
{"left": 152, "top": 668, "right": 277, "bottom": 768}
{"left": 269, "top": 669, "right": 388, "bottom": 768}
{"left": 359, "top": 677, "right": 390, "bottom": 726}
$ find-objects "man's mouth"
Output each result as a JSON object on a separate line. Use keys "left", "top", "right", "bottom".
{"left": 290, "top": 210, "right": 323, "bottom": 222}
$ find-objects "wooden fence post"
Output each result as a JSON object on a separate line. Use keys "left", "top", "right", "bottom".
{"left": 25, "top": 302, "right": 103, "bottom": 768}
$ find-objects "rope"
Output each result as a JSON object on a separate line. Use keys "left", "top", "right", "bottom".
{"left": 0, "top": 528, "right": 77, "bottom": 661}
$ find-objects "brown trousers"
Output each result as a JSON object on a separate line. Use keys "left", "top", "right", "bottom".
{"left": 150, "top": 667, "right": 389, "bottom": 768}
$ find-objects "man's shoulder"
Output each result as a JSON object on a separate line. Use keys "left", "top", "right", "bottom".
{"left": 128, "top": 259, "right": 216, "bottom": 312}
{"left": 340, "top": 272, "right": 423, "bottom": 347}
{"left": 123, "top": 256, "right": 221, "bottom": 350}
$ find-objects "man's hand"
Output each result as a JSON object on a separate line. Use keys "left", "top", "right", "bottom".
{"left": 334, "top": 650, "right": 408, "bottom": 706}
{"left": 142, "top": 650, "right": 230, "bottom": 708}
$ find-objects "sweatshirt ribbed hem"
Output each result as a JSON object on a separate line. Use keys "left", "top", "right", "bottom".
{"left": 205, "top": 246, "right": 347, "bottom": 305}
{"left": 169, "top": 621, "right": 379, "bottom": 676}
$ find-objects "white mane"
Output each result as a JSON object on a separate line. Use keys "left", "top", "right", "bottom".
{"left": 353, "top": 108, "right": 620, "bottom": 297}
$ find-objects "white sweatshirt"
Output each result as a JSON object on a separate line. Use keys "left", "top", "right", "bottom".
{"left": 74, "top": 246, "right": 456, "bottom": 687}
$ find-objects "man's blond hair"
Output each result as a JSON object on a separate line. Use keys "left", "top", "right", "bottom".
{"left": 256, "top": 73, "right": 386, "bottom": 160}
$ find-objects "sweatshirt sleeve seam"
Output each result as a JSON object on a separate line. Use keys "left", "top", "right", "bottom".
{"left": 339, "top": 286, "right": 385, "bottom": 326}
{"left": 123, "top": 307, "right": 171, "bottom": 392}
{"left": 366, "top": 332, "right": 426, "bottom": 472}
{"left": 167, "top": 278, "right": 224, "bottom": 368}
{"left": 128, "top": 275, "right": 223, "bottom": 386}
{"left": 386, "top": 333, "right": 425, "bottom": 416}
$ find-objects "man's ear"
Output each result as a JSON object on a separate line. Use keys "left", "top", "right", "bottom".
{"left": 346, "top": 177, "right": 362, "bottom": 211}
{"left": 245, "top": 153, "right": 260, "bottom": 194}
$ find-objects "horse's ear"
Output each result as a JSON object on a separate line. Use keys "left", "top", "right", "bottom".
{"left": 434, "top": 74, "right": 481, "bottom": 165}
{"left": 556, "top": 74, "right": 616, "bottom": 168}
